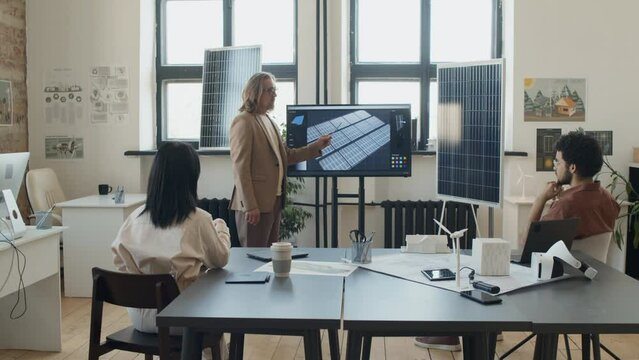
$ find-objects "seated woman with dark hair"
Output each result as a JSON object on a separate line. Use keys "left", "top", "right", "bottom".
{"left": 112, "top": 142, "right": 230, "bottom": 359}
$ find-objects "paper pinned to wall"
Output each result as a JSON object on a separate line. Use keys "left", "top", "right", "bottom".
{"left": 89, "top": 66, "right": 129, "bottom": 125}
{"left": 43, "top": 68, "right": 84, "bottom": 126}
{"left": 45, "top": 135, "right": 84, "bottom": 160}
{"left": 0, "top": 80, "right": 12, "bottom": 126}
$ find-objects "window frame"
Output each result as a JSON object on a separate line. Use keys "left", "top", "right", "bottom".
{"left": 349, "top": 0, "right": 502, "bottom": 150}
{"left": 155, "top": 0, "right": 298, "bottom": 146}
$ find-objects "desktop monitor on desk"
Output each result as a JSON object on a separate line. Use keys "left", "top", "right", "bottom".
{"left": 0, "top": 152, "right": 30, "bottom": 239}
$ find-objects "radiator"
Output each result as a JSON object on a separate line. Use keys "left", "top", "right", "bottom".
{"left": 197, "top": 198, "right": 240, "bottom": 247}
{"left": 380, "top": 200, "right": 478, "bottom": 249}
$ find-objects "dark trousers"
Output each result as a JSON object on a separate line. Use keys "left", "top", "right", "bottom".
{"left": 235, "top": 196, "right": 282, "bottom": 247}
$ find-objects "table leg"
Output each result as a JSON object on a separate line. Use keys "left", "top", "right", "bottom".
{"left": 591, "top": 334, "right": 601, "bottom": 360}
{"left": 346, "top": 330, "right": 363, "bottom": 360}
{"left": 462, "top": 333, "right": 489, "bottom": 360}
{"left": 303, "top": 330, "right": 321, "bottom": 360}
{"left": 328, "top": 329, "right": 340, "bottom": 360}
{"left": 581, "top": 334, "right": 591, "bottom": 360}
{"left": 362, "top": 335, "right": 372, "bottom": 360}
{"left": 181, "top": 328, "right": 204, "bottom": 360}
{"left": 230, "top": 333, "right": 245, "bottom": 360}
{"left": 534, "top": 334, "right": 558, "bottom": 360}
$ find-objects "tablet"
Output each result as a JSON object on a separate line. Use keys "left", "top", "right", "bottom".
{"left": 421, "top": 268, "right": 456, "bottom": 281}
{"left": 225, "top": 272, "right": 270, "bottom": 284}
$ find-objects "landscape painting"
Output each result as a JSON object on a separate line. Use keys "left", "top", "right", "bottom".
{"left": 524, "top": 78, "right": 586, "bottom": 122}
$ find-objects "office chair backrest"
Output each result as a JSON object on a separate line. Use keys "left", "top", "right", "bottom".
{"left": 91, "top": 267, "right": 180, "bottom": 311}
{"left": 89, "top": 267, "right": 183, "bottom": 360}
{"left": 571, "top": 231, "right": 613, "bottom": 263}
{"left": 25, "top": 168, "right": 65, "bottom": 224}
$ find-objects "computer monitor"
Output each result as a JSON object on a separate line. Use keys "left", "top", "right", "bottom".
{"left": 0, "top": 152, "right": 30, "bottom": 197}
{"left": 0, "top": 152, "right": 29, "bottom": 239}
{"left": 286, "top": 104, "right": 412, "bottom": 177}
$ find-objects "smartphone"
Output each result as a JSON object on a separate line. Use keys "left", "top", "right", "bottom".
{"left": 460, "top": 290, "right": 502, "bottom": 305}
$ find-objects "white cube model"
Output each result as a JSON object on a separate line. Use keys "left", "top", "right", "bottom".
{"left": 472, "top": 238, "right": 511, "bottom": 276}
{"left": 402, "top": 234, "right": 449, "bottom": 254}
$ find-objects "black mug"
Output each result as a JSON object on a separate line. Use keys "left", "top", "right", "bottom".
{"left": 98, "top": 184, "right": 113, "bottom": 195}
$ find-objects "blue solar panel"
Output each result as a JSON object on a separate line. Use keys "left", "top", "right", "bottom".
{"left": 437, "top": 60, "right": 504, "bottom": 207}
{"left": 200, "top": 46, "right": 261, "bottom": 148}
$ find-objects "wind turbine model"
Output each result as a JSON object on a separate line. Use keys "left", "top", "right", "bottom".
{"left": 433, "top": 219, "right": 468, "bottom": 288}
{"left": 516, "top": 163, "right": 534, "bottom": 199}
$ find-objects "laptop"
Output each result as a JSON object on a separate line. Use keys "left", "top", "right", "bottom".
{"left": 511, "top": 218, "right": 579, "bottom": 266}
{"left": 246, "top": 249, "right": 309, "bottom": 262}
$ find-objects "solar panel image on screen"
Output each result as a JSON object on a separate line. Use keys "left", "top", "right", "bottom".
{"left": 286, "top": 104, "right": 411, "bottom": 177}
{"left": 437, "top": 60, "right": 504, "bottom": 207}
{"left": 200, "top": 46, "right": 261, "bottom": 148}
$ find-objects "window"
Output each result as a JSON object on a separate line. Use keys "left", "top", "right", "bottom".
{"left": 156, "top": 0, "right": 297, "bottom": 145}
{"left": 351, "top": 0, "right": 500, "bottom": 148}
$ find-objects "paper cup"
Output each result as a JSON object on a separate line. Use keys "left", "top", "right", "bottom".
{"left": 271, "top": 242, "right": 293, "bottom": 277}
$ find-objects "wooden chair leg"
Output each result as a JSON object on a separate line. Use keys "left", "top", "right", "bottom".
{"left": 144, "top": 354, "right": 153, "bottom": 360}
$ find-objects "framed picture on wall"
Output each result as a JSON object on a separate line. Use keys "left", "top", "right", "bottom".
{"left": 524, "top": 78, "right": 586, "bottom": 122}
{"left": 0, "top": 80, "right": 12, "bottom": 126}
{"left": 536, "top": 128, "right": 562, "bottom": 171}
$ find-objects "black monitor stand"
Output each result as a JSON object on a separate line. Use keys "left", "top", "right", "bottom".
{"left": 331, "top": 176, "right": 365, "bottom": 248}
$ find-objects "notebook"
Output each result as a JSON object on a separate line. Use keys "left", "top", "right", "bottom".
{"left": 246, "top": 249, "right": 309, "bottom": 262}
{"left": 511, "top": 218, "right": 579, "bottom": 266}
{"left": 225, "top": 272, "right": 270, "bottom": 284}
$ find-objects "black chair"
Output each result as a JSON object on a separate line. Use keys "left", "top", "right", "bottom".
{"left": 198, "top": 197, "right": 241, "bottom": 247}
{"left": 88, "top": 267, "right": 220, "bottom": 360}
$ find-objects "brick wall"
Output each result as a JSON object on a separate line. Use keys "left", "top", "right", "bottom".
{"left": 0, "top": 0, "right": 28, "bottom": 219}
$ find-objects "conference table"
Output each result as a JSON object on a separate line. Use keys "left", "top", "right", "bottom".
{"left": 156, "top": 247, "right": 639, "bottom": 360}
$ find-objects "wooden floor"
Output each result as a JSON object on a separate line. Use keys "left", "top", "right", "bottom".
{"left": 1, "top": 296, "right": 639, "bottom": 360}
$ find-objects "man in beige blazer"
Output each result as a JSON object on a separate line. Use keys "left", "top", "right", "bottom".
{"left": 230, "top": 72, "right": 331, "bottom": 247}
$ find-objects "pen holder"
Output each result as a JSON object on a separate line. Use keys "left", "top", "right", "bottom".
{"left": 350, "top": 240, "right": 372, "bottom": 264}
{"left": 113, "top": 189, "right": 125, "bottom": 204}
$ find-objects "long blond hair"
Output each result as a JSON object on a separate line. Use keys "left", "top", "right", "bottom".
{"left": 239, "top": 72, "right": 276, "bottom": 113}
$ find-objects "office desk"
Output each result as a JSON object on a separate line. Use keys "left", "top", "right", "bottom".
{"left": 343, "top": 249, "right": 530, "bottom": 360}
{"left": 57, "top": 193, "right": 145, "bottom": 297}
{"left": 0, "top": 227, "right": 64, "bottom": 351}
{"left": 507, "top": 252, "right": 639, "bottom": 359}
{"left": 156, "top": 248, "right": 344, "bottom": 360}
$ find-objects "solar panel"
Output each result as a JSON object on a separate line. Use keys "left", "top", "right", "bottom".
{"left": 200, "top": 46, "right": 261, "bottom": 148}
{"left": 437, "top": 60, "right": 504, "bottom": 207}
{"left": 308, "top": 111, "right": 394, "bottom": 171}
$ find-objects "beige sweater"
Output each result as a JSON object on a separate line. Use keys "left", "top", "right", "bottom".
{"left": 112, "top": 205, "right": 231, "bottom": 291}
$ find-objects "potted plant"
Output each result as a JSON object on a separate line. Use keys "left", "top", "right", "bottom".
{"left": 598, "top": 157, "right": 639, "bottom": 249}
{"left": 278, "top": 123, "right": 312, "bottom": 243}
{"left": 280, "top": 177, "right": 312, "bottom": 243}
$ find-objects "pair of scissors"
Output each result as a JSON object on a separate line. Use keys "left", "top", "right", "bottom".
{"left": 349, "top": 229, "right": 367, "bottom": 243}
{"left": 349, "top": 230, "right": 376, "bottom": 243}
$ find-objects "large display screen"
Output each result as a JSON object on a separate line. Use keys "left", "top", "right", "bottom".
{"left": 286, "top": 104, "right": 411, "bottom": 177}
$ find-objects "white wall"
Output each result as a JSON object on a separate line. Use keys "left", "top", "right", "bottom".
{"left": 26, "top": 0, "right": 639, "bottom": 250}
{"left": 26, "top": 0, "right": 150, "bottom": 199}
{"left": 503, "top": 0, "right": 639, "bottom": 196}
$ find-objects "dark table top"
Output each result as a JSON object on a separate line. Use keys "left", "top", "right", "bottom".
{"left": 156, "top": 248, "right": 344, "bottom": 331}
{"left": 158, "top": 247, "right": 639, "bottom": 335}
{"left": 343, "top": 249, "right": 530, "bottom": 334}
{"left": 504, "top": 252, "right": 639, "bottom": 334}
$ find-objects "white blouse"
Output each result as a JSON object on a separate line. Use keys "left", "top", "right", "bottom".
{"left": 112, "top": 205, "right": 231, "bottom": 291}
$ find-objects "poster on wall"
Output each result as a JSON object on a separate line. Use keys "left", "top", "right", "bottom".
{"left": 89, "top": 66, "right": 129, "bottom": 125}
{"left": 45, "top": 136, "right": 84, "bottom": 159}
{"left": 536, "top": 128, "right": 562, "bottom": 172}
{"left": 586, "top": 130, "right": 613, "bottom": 156}
{"left": 0, "top": 80, "right": 13, "bottom": 126}
{"left": 43, "top": 68, "right": 84, "bottom": 125}
{"left": 524, "top": 78, "right": 586, "bottom": 122}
